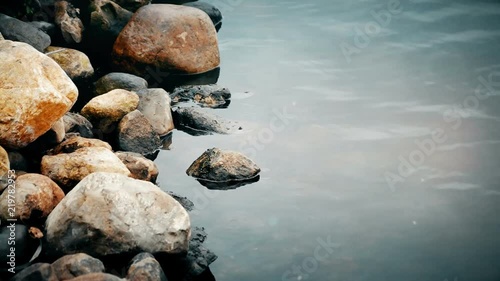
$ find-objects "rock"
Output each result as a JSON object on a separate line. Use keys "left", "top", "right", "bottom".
{"left": 0, "top": 173, "right": 64, "bottom": 224}
{"left": 112, "top": 4, "right": 220, "bottom": 77}
{"left": 186, "top": 148, "right": 260, "bottom": 182}
{"left": 81, "top": 89, "right": 139, "bottom": 133}
{"left": 66, "top": 273, "right": 124, "bottom": 281}
{"left": 0, "top": 32, "right": 3, "bottom": 40}
{"left": 41, "top": 147, "right": 130, "bottom": 189}
{"left": 184, "top": 2, "right": 223, "bottom": 31}
{"left": 9, "top": 263, "right": 57, "bottom": 281}
{"left": 46, "top": 47, "right": 94, "bottom": 81}
{"left": 170, "top": 84, "right": 231, "bottom": 108}
{"left": 167, "top": 191, "right": 194, "bottom": 212}
{"left": 172, "top": 106, "right": 240, "bottom": 135}
{"left": 50, "top": 136, "right": 112, "bottom": 155}
{"left": 8, "top": 151, "right": 28, "bottom": 171}
{"left": 137, "top": 88, "right": 174, "bottom": 136}
{"left": 54, "top": 1, "right": 84, "bottom": 44}
{"left": 0, "top": 145, "right": 9, "bottom": 177}
{"left": 24, "top": 117, "right": 67, "bottom": 154}
{"left": 127, "top": 253, "right": 168, "bottom": 281}
{"left": 50, "top": 117, "right": 66, "bottom": 145}
{"left": 94, "top": 72, "right": 148, "bottom": 96}
{"left": 0, "top": 225, "right": 42, "bottom": 277}
{"left": 115, "top": 151, "right": 159, "bottom": 183}
{"left": 29, "top": 226, "right": 44, "bottom": 239}
{"left": 29, "top": 21, "right": 56, "bottom": 37}
{"left": 118, "top": 110, "right": 161, "bottom": 155}
{"left": 0, "top": 41, "right": 77, "bottom": 149}
{"left": 45, "top": 172, "right": 191, "bottom": 256}
{"left": 63, "top": 112, "right": 94, "bottom": 138}
{"left": 114, "top": 0, "right": 152, "bottom": 12}
{"left": 52, "top": 253, "right": 105, "bottom": 280}
{"left": 0, "top": 13, "right": 51, "bottom": 52}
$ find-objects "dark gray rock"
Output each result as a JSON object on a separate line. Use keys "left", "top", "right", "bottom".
{"left": 9, "top": 263, "right": 56, "bottom": 281}
{"left": 95, "top": 72, "right": 148, "bottom": 96}
{"left": 52, "top": 253, "right": 105, "bottom": 280}
{"left": 0, "top": 13, "right": 51, "bottom": 52}
{"left": 167, "top": 191, "right": 195, "bottom": 212}
{"left": 183, "top": 2, "right": 222, "bottom": 31}
{"left": 127, "top": 253, "right": 168, "bottom": 281}
{"left": 118, "top": 110, "right": 162, "bottom": 156}
{"left": 187, "top": 227, "right": 218, "bottom": 276}
{"left": 29, "top": 21, "right": 56, "bottom": 37}
{"left": 170, "top": 84, "right": 230, "bottom": 108}
{"left": 172, "top": 107, "right": 240, "bottom": 135}
{"left": 63, "top": 112, "right": 94, "bottom": 138}
{"left": 8, "top": 151, "right": 28, "bottom": 171}
{"left": 137, "top": 88, "right": 174, "bottom": 136}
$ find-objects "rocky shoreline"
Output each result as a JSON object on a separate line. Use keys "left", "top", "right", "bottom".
{"left": 0, "top": 1, "right": 260, "bottom": 280}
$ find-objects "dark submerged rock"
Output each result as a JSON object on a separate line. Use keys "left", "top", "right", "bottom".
{"left": 170, "top": 84, "right": 231, "bottom": 108}
{"left": 172, "top": 107, "right": 240, "bottom": 135}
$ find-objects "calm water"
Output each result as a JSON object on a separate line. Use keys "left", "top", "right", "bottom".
{"left": 157, "top": 1, "right": 500, "bottom": 280}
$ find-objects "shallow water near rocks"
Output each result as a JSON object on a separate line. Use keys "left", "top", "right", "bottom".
{"left": 156, "top": 0, "right": 500, "bottom": 280}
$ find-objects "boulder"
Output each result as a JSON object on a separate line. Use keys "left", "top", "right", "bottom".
{"left": 94, "top": 72, "right": 148, "bottom": 96}
{"left": 0, "top": 173, "right": 64, "bottom": 224}
{"left": 137, "top": 88, "right": 174, "bottom": 136}
{"left": 41, "top": 147, "right": 130, "bottom": 189}
{"left": 172, "top": 106, "right": 240, "bottom": 135}
{"left": 118, "top": 110, "right": 161, "bottom": 155}
{"left": 184, "top": 1, "right": 223, "bottom": 31}
{"left": 63, "top": 112, "right": 94, "bottom": 138}
{"left": 0, "top": 13, "right": 51, "bottom": 52}
{"left": 29, "top": 21, "right": 56, "bottom": 37}
{"left": 50, "top": 136, "right": 112, "bottom": 155}
{"left": 170, "top": 84, "right": 230, "bottom": 108}
{"left": 45, "top": 172, "right": 191, "bottom": 256}
{"left": 115, "top": 151, "right": 159, "bottom": 183}
{"left": 54, "top": 1, "right": 84, "bottom": 44}
{"left": 126, "top": 253, "right": 168, "bottom": 281}
{"left": 9, "top": 263, "right": 57, "bottom": 281}
{"left": 0, "top": 40, "right": 78, "bottom": 149}
{"left": 52, "top": 253, "right": 105, "bottom": 280}
{"left": 81, "top": 89, "right": 139, "bottom": 132}
{"left": 46, "top": 46, "right": 94, "bottom": 81}
{"left": 186, "top": 148, "right": 260, "bottom": 182}
{"left": 0, "top": 145, "right": 9, "bottom": 177}
{"left": 112, "top": 4, "right": 220, "bottom": 77}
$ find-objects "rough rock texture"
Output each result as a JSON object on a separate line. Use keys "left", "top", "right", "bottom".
{"left": 185, "top": 227, "right": 218, "bottom": 276}
{"left": 45, "top": 172, "right": 191, "bottom": 257}
{"left": 9, "top": 263, "right": 57, "bottom": 281}
{"left": 0, "top": 13, "right": 51, "bottom": 52}
{"left": 172, "top": 106, "right": 240, "bottom": 135}
{"left": 0, "top": 40, "right": 78, "bottom": 149}
{"left": 184, "top": 1, "right": 223, "bottom": 31}
{"left": 170, "top": 84, "right": 231, "bottom": 108}
{"left": 137, "top": 88, "right": 174, "bottom": 136}
{"left": 46, "top": 46, "right": 94, "bottom": 81}
{"left": 115, "top": 151, "right": 159, "bottom": 183}
{"left": 127, "top": 253, "right": 168, "bottom": 281}
{"left": 50, "top": 136, "right": 112, "bottom": 155}
{"left": 54, "top": 1, "right": 84, "bottom": 44}
{"left": 63, "top": 112, "right": 94, "bottom": 138}
{"left": 52, "top": 253, "right": 106, "bottom": 280}
{"left": 112, "top": 4, "right": 220, "bottom": 76}
{"left": 0, "top": 145, "right": 9, "bottom": 176}
{"left": 81, "top": 89, "right": 139, "bottom": 132}
{"left": 0, "top": 173, "right": 64, "bottom": 223}
{"left": 41, "top": 147, "right": 130, "bottom": 189}
{"left": 118, "top": 110, "right": 161, "bottom": 155}
{"left": 187, "top": 148, "right": 260, "bottom": 182}
{"left": 94, "top": 72, "right": 148, "bottom": 96}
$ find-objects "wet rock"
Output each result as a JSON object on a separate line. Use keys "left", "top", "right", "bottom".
{"left": 50, "top": 136, "right": 112, "bottom": 155}
{"left": 187, "top": 148, "right": 260, "bottom": 182}
{"left": 8, "top": 151, "right": 28, "bottom": 171}
{"left": 46, "top": 46, "right": 94, "bottom": 81}
{"left": 67, "top": 273, "right": 124, "bottom": 281}
{"left": 81, "top": 89, "right": 139, "bottom": 132}
{"left": 167, "top": 191, "right": 194, "bottom": 212}
{"left": 52, "top": 253, "right": 105, "bottom": 280}
{"left": 172, "top": 107, "right": 240, "bottom": 135}
{"left": 137, "top": 88, "right": 174, "bottom": 136}
{"left": 54, "top": 1, "right": 84, "bottom": 44}
{"left": 112, "top": 4, "right": 220, "bottom": 77}
{"left": 0, "top": 173, "right": 64, "bottom": 224}
{"left": 170, "top": 84, "right": 231, "bottom": 108}
{"left": 94, "top": 72, "right": 148, "bottom": 96}
{"left": 0, "top": 41, "right": 78, "bottom": 149}
{"left": 0, "top": 13, "right": 51, "bottom": 52}
{"left": 9, "top": 263, "right": 56, "bottom": 281}
{"left": 118, "top": 110, "right": 161, "bottom": 155}
{"left": 41, "top": 147, "right": 130, "bottom": 189}
{"left": 45, "top": 172, "right": 191, "bottom": 256}
{"left": 116, "top": 151, "right": 159, "bottom": 183}
{"left": 63, "top": 112, "right": 94, "bottom": 138}
{"left": 0, "top": 145, "right": 9, "bottom": 177}
{"left": 127, "top": 252, "right": 168, "bottom": 281}
{"left": 184, "top": 2, "right": 223, "bottom": 31}
{"left": 114, "top": 0, "right": 152, "bottom": 12}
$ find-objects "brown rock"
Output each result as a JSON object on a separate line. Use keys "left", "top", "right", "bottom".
{"left": 67, "top": 273, "right": 124, "bottom": 281}
{"left": 52, "top": 253, "right": 105, "bottom": 280}
{"left": 54, "top": 1, "right": 84, "bottom": 44}
{"left": 50, "top": 136, "right": 112, "bottom": 155}
{"left": 112, "top": 4, "right": 220, "bottom": 77}
{"left": 46, "top": 46, "right": 94, "bottom": 81}
{"left": 118, "top": 110, "right": 161, "bottom": 155}
{"left": 116, "top": 151, "right": 159, "bottom": 182}
{"left": 0, "top": 145, "right": 9, "bottom": 177}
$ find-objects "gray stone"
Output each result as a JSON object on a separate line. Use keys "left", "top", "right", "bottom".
{"left": 94, "top": 72, "right": 148, "bottom": 96}
{"left": 172, "top": 106, "right": 240, "bottom": 135}
{"left": 184, "top": 1, "right": 223, "bottom": 31}
{"left": 137, "top": 88, "right": 174, "bottom": 136}
{"left": 52, "top": 253, "right": 105, "bottom": 280}
{"left": 118, "top": 110, "right": 161, "bottom": 155}
{"left": 170, "top": 84, "right": 230, "bottom": 108}
{"left": 0, "top": 13, "right": 51, "bottom": 52}
{"left": 127, "top": 253, "right": 168, "bottom": 281}
{"left": 63, "top": 113, "right": 94, "bottom": 138}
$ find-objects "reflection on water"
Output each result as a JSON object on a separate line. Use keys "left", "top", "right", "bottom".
{"left": 157, "top": 0, "right": 500, "bottom": 280}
